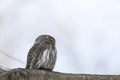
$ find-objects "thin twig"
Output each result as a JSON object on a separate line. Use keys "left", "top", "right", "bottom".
{"left": 0, "top": 49, "right": 25, "bottom": 65}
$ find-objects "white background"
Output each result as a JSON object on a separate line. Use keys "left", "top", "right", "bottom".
{"left": 0, "top": 0, "right": 120, "bottom": 74}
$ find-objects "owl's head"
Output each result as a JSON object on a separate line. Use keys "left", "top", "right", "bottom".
{"left": 35, "top": 35, "right": 55, "bottom": 46}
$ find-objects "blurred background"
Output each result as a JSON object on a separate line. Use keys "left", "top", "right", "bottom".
{"left": 0, "top": 0, "right": 120, "bottom": 74}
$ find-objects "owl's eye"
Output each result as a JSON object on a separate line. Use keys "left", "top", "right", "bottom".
{"left": 44, "top": 41, "right": 50, "bottom": 44}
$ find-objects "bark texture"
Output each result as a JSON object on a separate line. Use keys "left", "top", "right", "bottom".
{"left": 0, "top": 68, "right": 120, "bottom": 80}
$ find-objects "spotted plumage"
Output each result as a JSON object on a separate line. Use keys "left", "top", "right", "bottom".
{"left": 25, "top": 35, "right": 57, "bottom": 71}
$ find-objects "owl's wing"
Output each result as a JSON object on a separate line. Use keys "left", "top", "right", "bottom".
{"left": 25, "top": 43, "right": 45, "bottom": 69}
{"left": 51, "top": 47, "right": 57, "bottom": 69}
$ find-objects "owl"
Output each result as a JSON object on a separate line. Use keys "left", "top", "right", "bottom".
{"left": 25, "top": 35, "right": 57, "bottom": 71}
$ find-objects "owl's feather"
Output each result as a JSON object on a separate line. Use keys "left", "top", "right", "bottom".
{"left": 25, "top": 35, "right": 57, "bottom": 71}
{"left": 26, "top": 43, "right": 56, "bottom": 70}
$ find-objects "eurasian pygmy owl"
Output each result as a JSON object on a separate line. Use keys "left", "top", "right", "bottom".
{"left": 25, "top": 35, "right": 57, "bottom": 71}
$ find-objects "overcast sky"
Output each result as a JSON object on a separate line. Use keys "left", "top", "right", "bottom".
{"left": 0, "top": 0, "right": 120, "bottom": 74}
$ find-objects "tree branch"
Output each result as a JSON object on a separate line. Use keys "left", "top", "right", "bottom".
{"left": 0, "top": 68, "right": 120, "bottom": 80}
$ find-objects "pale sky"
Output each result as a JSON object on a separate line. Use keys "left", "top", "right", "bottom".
{"left": 0, "top": 0, "right": 120, "bottom": 74}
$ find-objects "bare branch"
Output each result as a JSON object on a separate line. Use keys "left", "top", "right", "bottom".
{"left": 0, "top": 68, "right": 120, "bottom": 80}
